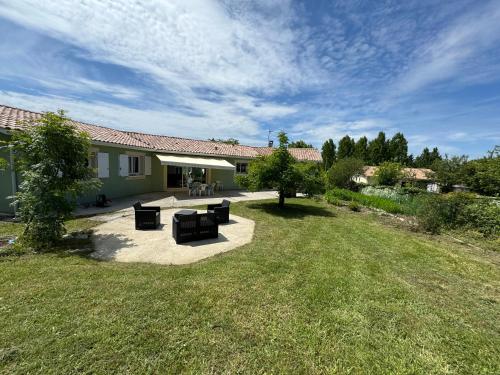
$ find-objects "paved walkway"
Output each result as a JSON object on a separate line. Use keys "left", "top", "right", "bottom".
{"left": 75, "top": 190, "right": 277, "bottom": 218}
{"left": 91, "top": 209, "right": 255, "bottom": 265}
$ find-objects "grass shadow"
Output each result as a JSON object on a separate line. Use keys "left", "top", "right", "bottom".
{"left": 246, "top": 202, "right": 336, "bottom": 219}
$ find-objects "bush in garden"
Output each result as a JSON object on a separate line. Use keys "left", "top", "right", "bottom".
{"left": 348, "top": 201, "right": 361, "bottom": 211}
{"left": 326, "top": 158, "right": 364, "bottom": 190}
{"left": 461, "top": 200, "right": 500, "bottom": 237}
{"left": 374, "top": 162, "right": 404, "bottom": 186}
{"left": 325, "top": 188, "right": 407, "bottom": 214}
{"left": 415, "top": 192, "right": 498, "bottom": 236}
{"left": 461, "top": 157, "right": 500, "bottom": 197}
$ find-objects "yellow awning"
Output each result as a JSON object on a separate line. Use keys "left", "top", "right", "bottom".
{"left": 156, "top": 154, "right": 235, "bottom": 170}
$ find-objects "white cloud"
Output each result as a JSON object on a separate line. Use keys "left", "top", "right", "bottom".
{"left": 393, "top": 1, "right": 500, "bottom": 95}
{"left": 0, "top": 90, "right": 266, "bottom": 143}
{"left": 0, "top": 0, "right": 322, "bottom": 95}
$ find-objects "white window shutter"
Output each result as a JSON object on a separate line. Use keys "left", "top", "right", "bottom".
{"left": 119, "top": 154, "right": 129, "bottom": 176}
{"left": 145, "top": 156, "right": 151, "bottom": 176}
{"left": 97, "top": 152, "right": 109, "bottom": 178}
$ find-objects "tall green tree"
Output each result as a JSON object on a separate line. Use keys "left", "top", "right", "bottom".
{"left": 415, "top": 147, "right": 441, "bottom": 168}
{"left": 337, "top": 135, "right": 355, "bottom": 159}
{"left": 353, "top": 136, "right": 369, "bottom": 162}
{"left": 430, "top": 147, "right": 442, "bottom": 164}
{"left": 11, "top": 110, "right": 101, "bottom": 250}
{"left": 236, "top": 131, "right": 302, "bottom": 208}
{"left": 367, "top": 131, "right": 388, "bottom": 165}
{"left": 288, "top": 140, "right": 313, "bottom": 148}
{"left": 388, "top": 132, "right": 408, "bottom": 164}
{"left": 321, "top": 139, "right": 336, "bottom": 170}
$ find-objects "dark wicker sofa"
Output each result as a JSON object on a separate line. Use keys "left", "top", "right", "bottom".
{"left": 172, "top": 212, "right": 218, "bottom": 244}
{"left": 206, "top": 199, "right": 230, "bottom": 224}
{"left": 133, "top": 202, "right": 161, "bottom": 230}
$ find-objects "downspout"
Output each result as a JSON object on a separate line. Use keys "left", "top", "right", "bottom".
{"left": 9, "top": 147, "right": 17, "bottom": 215}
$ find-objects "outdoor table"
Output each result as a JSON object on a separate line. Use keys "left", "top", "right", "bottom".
{"left": 174, "top": 209, "right": 197, "bottom": 219}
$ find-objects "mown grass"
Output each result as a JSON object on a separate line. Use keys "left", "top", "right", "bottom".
{"left": 0, "top": 198, "right": 499, "bottom": 374}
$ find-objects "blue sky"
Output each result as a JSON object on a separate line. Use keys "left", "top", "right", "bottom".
{"left": 0, "top": 0, "right": 499, "bottom": 157}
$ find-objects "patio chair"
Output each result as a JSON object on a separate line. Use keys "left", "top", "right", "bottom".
{"left": 206, "top": 182, "right": 216, "bottom": 196}
{"left": 172, "top": 213, "right": 198, "bottom": 243}
{"left": 197, "top": 212, "right": 218, "bottom": 240}
{"left": 199, "top": 183, "right": 208, "bottom": 196}
{"left": 172, "top": 212, "right": 218, "bottom": 244}
{"left": 133, "top": 201, "right": 161, "bottom": 230}
{"left": 206, "top": 199, "right": 230, "bottom": 224}
{"left": 189, "top": 182, "right": 201, "bottom": 197}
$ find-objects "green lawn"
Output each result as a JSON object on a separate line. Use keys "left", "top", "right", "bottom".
{"left": 0, "top": 198, "right": 499, "bottom": 374}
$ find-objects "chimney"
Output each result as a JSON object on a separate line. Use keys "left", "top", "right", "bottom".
{"left": 268, "top": 140, "right": 274, "bottom": 147}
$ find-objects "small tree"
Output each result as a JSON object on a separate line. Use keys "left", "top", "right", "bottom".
{"left": 295, "top": 162, "right": 325, "bottom": 197}
{"left": 236, "top": 131, "right": 302, "bottom": 208}
{"left": 374, "top": 162, "right": 404, "bottom": 186}
{"left": 461, "top": 156, "right": 500, "bottom": 196}
{"left": 11, "top": 110, "right": 101, "bottom": 250}
{"left": 432, "top": 155, "right": 468, "bottom": 192}
{"left": 327, "top": 158, "right": 364, "bottom": 190}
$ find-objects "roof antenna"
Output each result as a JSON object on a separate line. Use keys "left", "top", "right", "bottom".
{"left": 267, "top": 129, "right": 273, "bottom": 147}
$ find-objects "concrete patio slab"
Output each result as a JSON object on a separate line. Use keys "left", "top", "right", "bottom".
{"left": 90, "top": 208, "right": 254, "bottom": 265}
{"left": 76, "top": 190, "right": 277, "bottom": 218}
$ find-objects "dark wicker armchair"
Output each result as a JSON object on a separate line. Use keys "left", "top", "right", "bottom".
{"left": 172, "top": 212, "right": 218, "bottom": 244}
{"left": 133, "top": 202, "right": 161, "bottom": 230}
{"left": 206, "top": 199, "right": 230, "bottom": 224}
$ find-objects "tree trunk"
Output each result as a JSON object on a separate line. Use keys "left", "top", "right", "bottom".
{"left": 278, "top": 190, "right": 285, "bottom": 208}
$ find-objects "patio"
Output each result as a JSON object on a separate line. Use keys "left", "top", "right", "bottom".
{"left": 91, "top": 208, "right": 255, "bottom": 265}
{"left": 75, "top": 190, "right": 278, "bottom": 217}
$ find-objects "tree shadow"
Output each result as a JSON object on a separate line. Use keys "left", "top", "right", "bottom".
{"left": 246, "top": 202, "right": 336, "bottom": 219}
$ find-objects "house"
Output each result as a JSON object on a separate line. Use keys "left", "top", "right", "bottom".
{"left": 0, "top": 104, "right": 321, "bottom": 214}
{"left": 353, "top": 165, "right": 437, "bottom": 191}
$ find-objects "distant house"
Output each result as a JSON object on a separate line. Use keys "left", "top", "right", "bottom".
{"left": 0, "top": 104, "right": 322, "bottom": 214}
{"left": 353, "top": 166, "right": 438, "bottom": 191}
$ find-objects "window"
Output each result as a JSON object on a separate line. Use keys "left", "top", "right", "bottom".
{"left": 236, "top": 162, "right": 248, "bottom": 174}
{"left": 88, "top": 151, "right": 98, "bottom": 177}
{"left": 128, "top": 155, "right": 144, "bottom": 176}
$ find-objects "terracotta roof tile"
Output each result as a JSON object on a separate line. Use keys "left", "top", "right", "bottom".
{"left": 0, "top": 104, "right": 151, "bottom": 149}
{"left": 362, "top": 165, "right": 433, "bottom": 180}
{"left": 126, "top": 131, "right": 261, "bottom": 158}
{"left": 0, "top": 104, "right": 322, "bottom": 162}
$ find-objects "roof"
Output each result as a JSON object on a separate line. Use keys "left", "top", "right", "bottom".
{"left": 362, "top": 166, "right": 434, "bottom": 180}
{"left": 0, "top": 104, "right": 322, "bottom": 161}
{"left": 0, "top": 105, "right": 151, "bottom": 149}
{"left": 254, "top": 146, "right": 323, "bottom": 162}
{"left": 127, "top": 131, "right": 260, "bottom": 158}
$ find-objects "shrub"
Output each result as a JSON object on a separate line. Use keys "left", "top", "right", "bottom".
{"left": 462, "top": 157, "right": 500, "bottom": 197}
{"left": 461, "top": 200, "right": 500, "bottom": 236}
{"left": 324, "top": 192, "right": 342, "bottom": 206}
{"left": 415, "top": 192, "right": 499, "bottom": 236}
{"left": 348, "top": 201, "right": 361, "bottom": 211}
{"left": 417, "top": 195, "right": 447, "bottom": 234}
{"left": 325, "top": 188, "right": 407, "bottom": 214}
{"left": 327, "top": 158, "right": 364, "bottom": 190}
{"left": 374, "top": 162, "right": 403, "bottom": 186}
